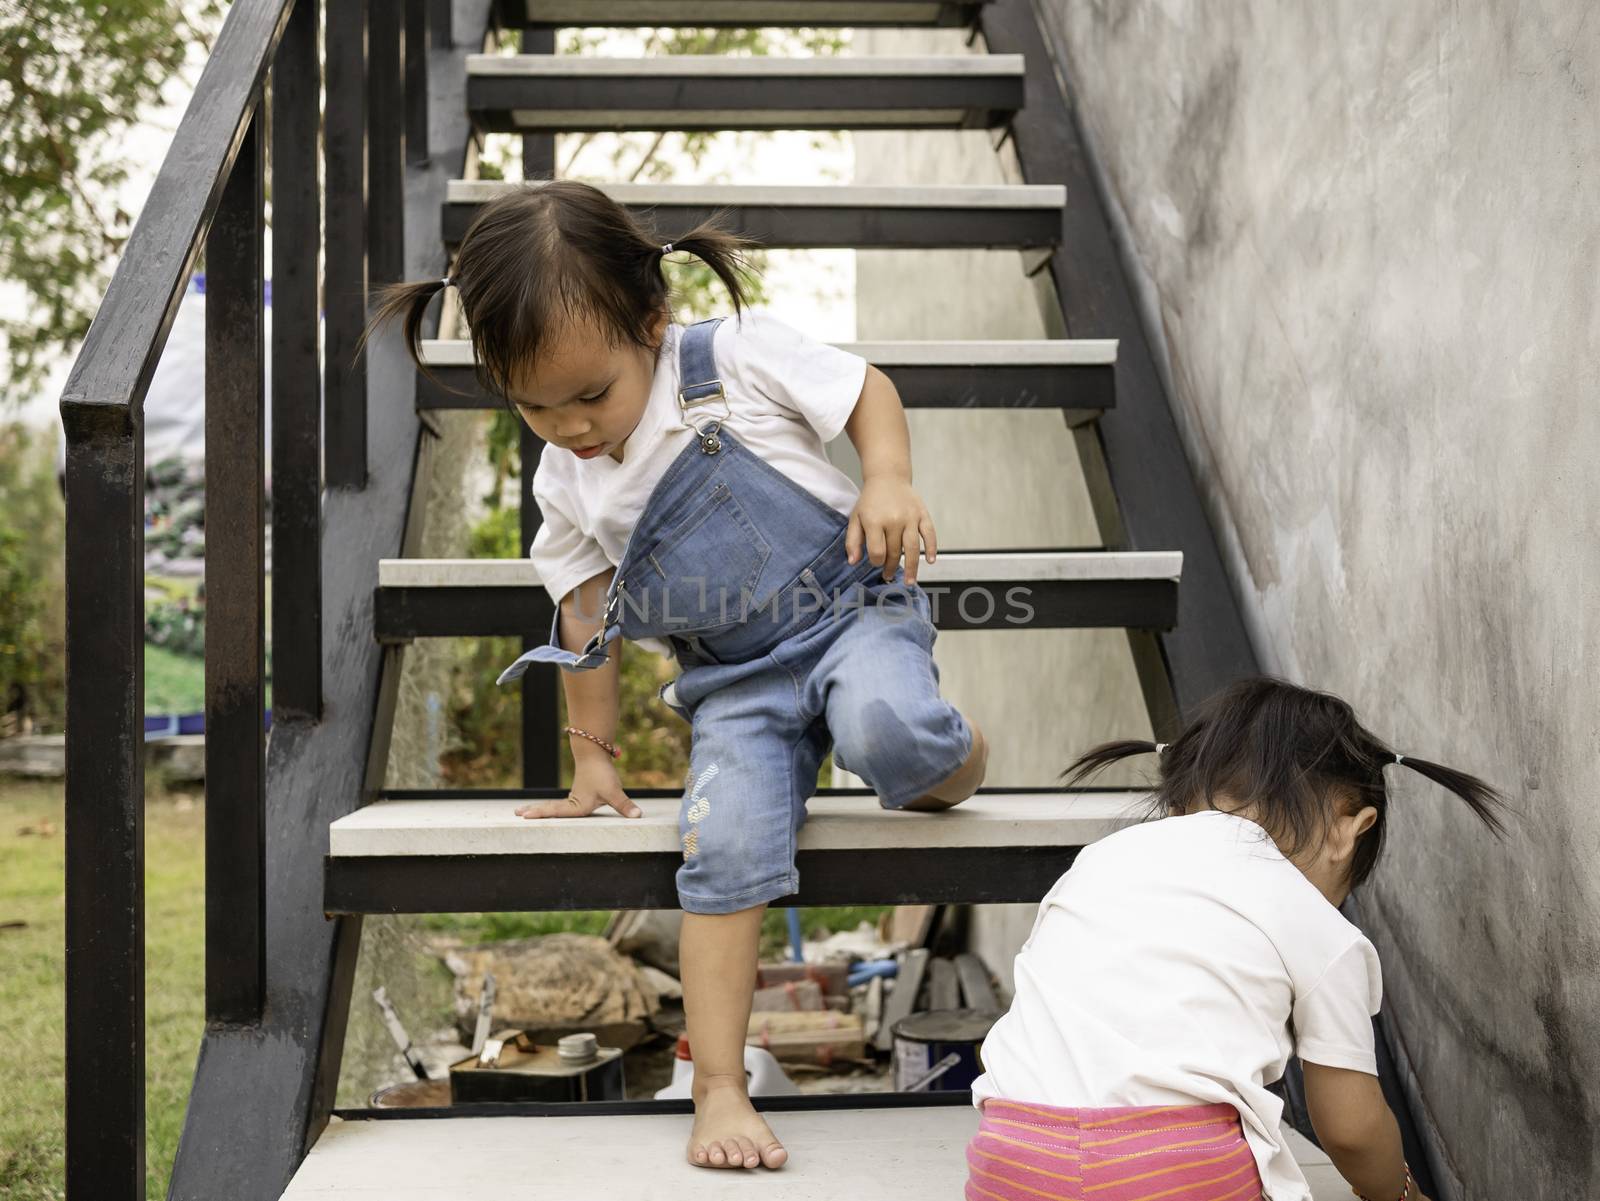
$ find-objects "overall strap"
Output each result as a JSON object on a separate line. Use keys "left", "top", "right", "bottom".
{"left": 677, "top": 316, "right": 727, "bottom": 408}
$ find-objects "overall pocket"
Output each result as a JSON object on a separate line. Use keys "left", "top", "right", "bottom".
{"left": 622, "top": 482, "right": 773, "bottom": 636}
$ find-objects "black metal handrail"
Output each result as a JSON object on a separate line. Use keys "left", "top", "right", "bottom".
{"left": 57, "top": 1, "right": 427, "bottom": 1195}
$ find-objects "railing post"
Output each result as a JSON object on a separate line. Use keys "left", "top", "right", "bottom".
{"left": 273, "top": 0, "right": 324, "bottom": 721}
{"left": 205, "top": 111, "right": 268, "bottom": 1023}
{"left": 429, "top": 0, "right": 452, "bottom": 49}
{"left": 405, "top": 0, "right": 429, "bottom": 165}
{"left": 520, "top": 24, "right": 555, "bottom": 179}
{"left": 519, "top": 21, "right": 561, "bottom": 787}
{"left": 325, "top": 0, "right": 369, "bottom": 487}
{"left": 519, "top": 427, "right": 561, "bottom": 786}
{"left": 368, "top": 0, "right": 405, "bottom": 285}
{"left": 61, "top": 407, "right": 146, "bottom": 1200}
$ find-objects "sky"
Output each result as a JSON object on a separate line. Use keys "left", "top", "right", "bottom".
{"left": 4, "top": 20, "right": 858, "bottom": 430}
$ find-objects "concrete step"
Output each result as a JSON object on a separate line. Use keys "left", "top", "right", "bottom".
{"left": 466, "top": 54, "right": 1024, "bottom": 132}
{"left": 278, "top": 1103, "right": 1348, "bottom": 1199}
{"left": 443, "top": 181, "right": 1065, "bottom": 249}
{"left": 416, "top": 337, "right": 1117, "bottom": 418}
{"left": 324, "top": 791, "right": 1143, "bottom": 913}
{"left": 502, "top": 0, "right": 993, "bottom": 27}
{"left": 372, "top": 551, "right": 1183, "bottom": 641}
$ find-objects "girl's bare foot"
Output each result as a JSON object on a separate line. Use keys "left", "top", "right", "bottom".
{"left": 899, "top": 719, "right": 988, "bottom": 811}
{"left": 687, "top": 1077, "right": 788, "bottom": 1170}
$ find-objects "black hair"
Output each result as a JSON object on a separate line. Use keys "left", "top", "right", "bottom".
{"left": 360, "top": 179, "right": 759, "bottom": 401}
{"left": 1063, "top": 676, "right": 1506, "bottom": 888}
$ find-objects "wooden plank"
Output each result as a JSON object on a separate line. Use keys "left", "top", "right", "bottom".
{"left": 954, "top": 953, "right": 998, "bottom": 1011}
{"left": 926, "top": 958, "right": 961, "bottom": 1011}
{"left": 875, "top": 947, "right": 930, "bottom": 1051}
{"left": 747, "top": 1011, "right": 866, "bottom": 1063}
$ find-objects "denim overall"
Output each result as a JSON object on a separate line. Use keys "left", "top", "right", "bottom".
{"left": 499, "top": 317, "right": 973, "bottom": 913}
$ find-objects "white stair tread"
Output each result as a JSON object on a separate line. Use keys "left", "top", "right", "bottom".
{"left": 279, "top": 1110, "right": 1347, "bottom": 1199}
{"left": 468, "top": 53, "right": 1023, "bottom": 77}
{"left": 420, "top": 337, "right": 1118, "bottom": 367}
{"left": 328, "top": 793, "right": 1144, "bottom": 858}
{"left": 447, "top": 180, "right": 1065, "bottom": 209}
{"left": 378, "top": 552, "right": 1182, "bottom": 589}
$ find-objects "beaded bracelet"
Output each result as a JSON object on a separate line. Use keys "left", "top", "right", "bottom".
{"left": 564, "top": 725, "right": 622, "bottom": 760}
{"left": 1354, "top": 1165, "right": 1413, "bottom": 1201}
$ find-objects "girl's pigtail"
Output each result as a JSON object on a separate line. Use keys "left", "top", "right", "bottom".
{"left": 659, "top": 214, "right": 759, "bottom": 313}
{"left": 1061, "top": 739, "right": 1163, "bottom": 789}
{"left": 358, "top": 276, "right": 466, "bottom": 397}
{"left": 1388, "top": 754, "right": 1509, "bottom": 836}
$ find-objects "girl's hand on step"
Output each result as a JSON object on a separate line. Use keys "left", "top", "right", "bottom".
{"left": 847, "top": 477, "right": 937, "bottom": 585}
{"left": 515, "top": 756, "right": 642, "bottom": 819}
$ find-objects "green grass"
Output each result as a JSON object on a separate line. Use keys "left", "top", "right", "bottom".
{"left": 0, "top": 779, "right": 205, "bottom": 1201}
{"left": 142, "top": 642, "right": 206, "bottom": 714}
{"left": 0, "top": 779, "right": 888, "bottom": 1195}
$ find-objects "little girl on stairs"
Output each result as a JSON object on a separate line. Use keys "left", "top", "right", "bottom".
{"left": 370, "top": 179, "right": 989, "bottom": 1172}
{"left": 967, "top": 677, "right": 1505, "bottom": 1201}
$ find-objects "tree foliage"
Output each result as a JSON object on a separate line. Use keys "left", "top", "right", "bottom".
{"left": 0, "top": 424, "right": 66, "bottom": 733}
{"left": 0, "top": 0, "right": 225, "bottom": 409}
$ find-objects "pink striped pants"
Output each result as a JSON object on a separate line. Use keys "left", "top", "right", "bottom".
{"left": 966, "top": 1099, "right": 1264, "bottom": 1201}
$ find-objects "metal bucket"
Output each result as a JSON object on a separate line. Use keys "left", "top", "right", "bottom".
{"left": 891, "top": 1008, "right": 999, "bottom": 1093}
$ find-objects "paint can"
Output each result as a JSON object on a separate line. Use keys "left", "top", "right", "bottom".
{"left": 891, "top": 1008, "right": 999, "bottom": 1093}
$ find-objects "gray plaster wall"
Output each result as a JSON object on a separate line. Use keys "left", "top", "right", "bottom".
{"left": 1016, "top": 5, "right": 1599, "bottom": 1197}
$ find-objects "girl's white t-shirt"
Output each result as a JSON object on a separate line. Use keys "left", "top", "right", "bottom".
{"left": 527, "top": 311, "right": 868, "bottom": 642}
{"left": 972, "top": 810, "right": 1382, "bottom": 1201}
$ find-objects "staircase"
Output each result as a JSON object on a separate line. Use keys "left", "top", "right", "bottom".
{"left": 60, "top": 1, "right": 1381, "bottom": 1198}
{"left": 309, "top": 0, "right": 1243, "bottom": 1192}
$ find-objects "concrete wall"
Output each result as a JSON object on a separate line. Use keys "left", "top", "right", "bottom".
{"left": 1003, "top": 5, "right": 1598, "bottom": 1197}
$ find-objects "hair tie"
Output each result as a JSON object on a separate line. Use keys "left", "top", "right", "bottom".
{"left": 440, "top": 275, "right": 453, "bottom": 288}
{"left": 1393, "top": 753, "right": 1406, "bottom": 766}
{"left": 660, "top": 242, "right": 675, "bottom": 256}
{"left": 1154, "top": 743, "right": 1168, "bottom": 755}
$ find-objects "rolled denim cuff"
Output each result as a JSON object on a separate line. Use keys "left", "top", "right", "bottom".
{"left": 495, "top": 609, "right": 620, "bottom": 683}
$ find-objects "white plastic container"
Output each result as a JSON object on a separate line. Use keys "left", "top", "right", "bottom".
{"left": 653, "top": 1034, "right": 800, "bottom": 1099}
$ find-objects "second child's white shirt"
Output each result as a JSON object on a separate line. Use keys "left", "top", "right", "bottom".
{"left": 972, "top": 810, "right": 1382, "bottom": 1201}
{"left": 527, "top": 312, "right": 868, "bottom": 648}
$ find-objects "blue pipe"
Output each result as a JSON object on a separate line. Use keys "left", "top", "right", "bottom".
{"left": 786, "top": 909, "right": 804, "bottom": 963}
{"left": 848, "top": 960, "right": 899, "bottom": 988}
